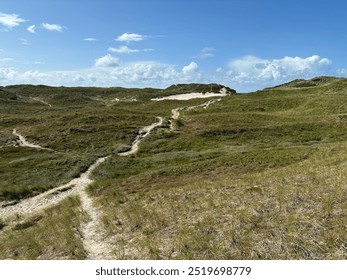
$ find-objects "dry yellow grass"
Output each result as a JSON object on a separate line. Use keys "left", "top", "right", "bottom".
{"left": 1, "top": 79, "right": 346, "bottom": 259}
{"left": 96, "top": 142, "right": 347, "bottom": 259}
{"left": 0, "top": 196, "right": 87, "bottom": 259}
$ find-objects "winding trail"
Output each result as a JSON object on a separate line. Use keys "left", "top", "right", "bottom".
{"left": 0, "top": 156, "right": 109, "bottom": 219}
{"left": 1, "top": 117, "right": 163, "bottom": 259}
{"left": 78, "top": 187, "right": 114, "bottom": 259}
{"left": 13, "top": 129, "right": 54, "bottom": 151}
{"left": 169, "top": 98, "right": 221, "bottom": 131}
{"left": 31, "top": 97, "right": 52, "bottom": 108}
{"left": 76, "top": 156, "right": 113, "bottom": 259}
{"left": 81, "top": 117, "right": 162, "bottom": 258}
{"left": 118, "top": 117, "right": 163, "bottom": 156}
{"left": 1, "top": 96, "right": 220, "bottom": 258}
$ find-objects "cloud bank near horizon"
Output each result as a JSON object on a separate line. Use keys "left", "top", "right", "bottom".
{"left": 218, "top": 55, "right": 333, "bottom": 91}
{"left": 0, "top": 10, "right": 337, "bottom": 91}
{"left": 0, "top": 54, "right": 339, "bottom": 92}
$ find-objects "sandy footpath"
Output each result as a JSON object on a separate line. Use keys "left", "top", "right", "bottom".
{"left": 12, "top": 129, "right": 54, "bottom": 151}
{"left": 118, "top": 117, "right": 163, "bottom": 156}
{"left": 169, "top": 98, "right": 221, "bottom": 130}
{"left": 1, "top": 117, "right": 163, "bottom": 259}
{"left": 1, "top": 95, "right": 220, "bottom": 258}
{"left": 0, "top": 156, "right": 109, "bottom": 219}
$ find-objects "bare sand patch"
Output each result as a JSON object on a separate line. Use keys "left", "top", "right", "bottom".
{"left": 151, "top": 92, "right": 227, "bottom": 101}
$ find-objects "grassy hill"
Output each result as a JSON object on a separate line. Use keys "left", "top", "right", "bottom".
{"left": 0, "top": 79, "right": 346, "bottom": 259}
{"left": 270, "top": 76, "right": 343, "bottom": 89}
{"left": 163, "top": 83, "right": 236, "bottom": 94}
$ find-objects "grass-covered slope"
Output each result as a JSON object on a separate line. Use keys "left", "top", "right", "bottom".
{"left": 89, "top": 78, "right": 347, "bottom": 259}
{"left": 163, "top": 83, "right": 236, "bottom": 94}
{"left": 0, "top": 79, "right": 346, "bottom": 259}
{"left": 0, "top": 83, "right": 234, "bottom": 199}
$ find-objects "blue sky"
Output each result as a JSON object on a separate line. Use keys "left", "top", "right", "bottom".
{"left": 1, "top": 0, "right": 347, "bottom": 92}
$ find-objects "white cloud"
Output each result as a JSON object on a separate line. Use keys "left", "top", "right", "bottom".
{"left": 84, "top": 38, "right": 97, "bottom": 42}
{"left": 20, "top": 38, "right": 30, "bottom": 45}
{"left": 228, "top": 55, "right": 331, "bottom": 78}
{"left": 115, "top": 32, "right": 145, "bottom": 42}
{"left": 109, "top": 46, "right": 139, "bottom": 53}
{"left": 180, "top": 62, "right": 203, "bottom": 83}
{"left": 0, "top": 63, "right": 172, "bottom": 88}
{"left": 216, "top": 67, "right": 224, "bottom": 73}
{"left": 41, "top": 23, "right": 64, "bottom": 32}
{"left": 0, "top": 54, "right": 334, "bottom": 92}
{"left": 27, "top": 25, "right": 36, "bottom": 33}
{"left": 0, "top": 58, "right": 14, "bottom": 62}
{"left": 109, "top": 46, "right": 154, "bottom": 53}
{"left": 197, "top": 47, "right": 215, "bottom": 59}
{"left": 0, "top": 12, "right": 26, "bottom": 29}
{"left": 336, "top": 68, "right": 347, "bottom": 77}
{"left": 219, "top": 55, "right": 332, "bottom": 91}
{"left": 94, "top": 54, "right": 119, "bottom": 67}
{"left": 0, "top": 59, "right": 207, "bottom": 88}
{"left": 182, "top": 61, "right": 199, "bottom": 74}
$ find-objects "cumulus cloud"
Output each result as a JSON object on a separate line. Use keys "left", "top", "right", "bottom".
{"left": 115, "top": 32, "right": 145, "bottom": 42}
{"left": 0, "top": 63, "right": 173, "bottom": 88}
{"left": 84, "top": 38, "right": 97, "bottom": 42}
{"left": 218, "top": 55, "right": 332, "bottom": 91}
{"left": 94, "top": 54, "right": 119, "bottom": 67}
{"left": 0, "top": 53, "right": 334, "bottom": 92}
{"left": 182, "top": 61, "right": 199, "bottom": 74}
{"left": 108, "top": 46, "right": 139, "bottom": 53}
{"left": 197, "top": 47, "right": 215, "bottom": 59}
{"left": 27, "top": 25, "right": 36, "bottom": 33}
{"left": 229, "top": 55, "right": 331, "bottom": 80}
{"left": 0, "top": 59, "right": 208, "bottom": 88}
{"left": 180, "top": 61, "right": 203, "bottom": 83}
{"left": 0, "top": 12, "right": 26, "bottom": 29}
{"left": 41, "top": 22, "right": 64, "bottom": 32}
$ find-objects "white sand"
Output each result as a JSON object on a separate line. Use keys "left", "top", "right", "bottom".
{"left": 151, "top": 92, "right": 228, "bottom": 101}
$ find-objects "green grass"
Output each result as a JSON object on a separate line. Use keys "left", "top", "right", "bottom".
{"left": 0, "top": 196, "right": 87, "bottom": 259}
{"left": 87, "top": 77, "right": 347, "bottom": 259}
{"left": 0, "top": 147, "right": 95, "bottom": 200}
{"left": 0, "top": 77, "right": 346, "bottom": 259}
{"left": 0, "top": 84, "right": 234, "bottom": 199}
{"left": 91, "top": 142, "right": 347, "bottom": 259}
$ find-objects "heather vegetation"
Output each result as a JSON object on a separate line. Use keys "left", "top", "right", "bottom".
{"left": 0, "top": 78, "right": 346, "bottom": 259}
